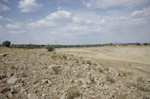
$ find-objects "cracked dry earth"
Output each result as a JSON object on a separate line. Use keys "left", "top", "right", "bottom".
{"left": 0, "top": 48, "right": 150, "bottom": 99}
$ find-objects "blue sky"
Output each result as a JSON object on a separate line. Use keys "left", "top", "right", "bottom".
{"left": 0, "top": 0, "right": 150, "bottom": 44}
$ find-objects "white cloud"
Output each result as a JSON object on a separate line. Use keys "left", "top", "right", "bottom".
{"left": 6, "top": 23, "right": 25, "bottom": 34}
{"left": 18, "top": 0, "right": 43, "bottom": 12}
{"left": 6, "top": 24, "right": 21, "bottom": 29}
{"left": 83, "top": 0, "right": 150, "bottom": 9}
{"left": 9, "top": 30, "right": 25, "bottom": 34}
{"left": 131, "top": 7, "right": 150, "bottom": 18}
{"left": 29, "top": 10, "right": 72, "bottom": 27}
{"left": 0, "top": 16, "right": 12, "bottom": 21}
{"left": 0, "top": 3, "right": 10, "bottom": 12}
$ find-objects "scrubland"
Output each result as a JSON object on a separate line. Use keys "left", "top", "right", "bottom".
{"left": 0, "top": 46, "right": 150, "bottom": 99}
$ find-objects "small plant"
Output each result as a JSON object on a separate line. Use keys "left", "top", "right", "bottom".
{"left": 104, "top": 67, "right": 109, "bottom": 71}
{"left": 98, "top": 68, "right": 104, "bottom": 73}
{"left": 10, "top": 65, "right": 15, "bottom": 70}
{"left": 116, "top": 93, "right": 125, "bottom": 99}
{"left": 125, "top": 83, "right": 131, "bottom": 88}
{"left": 101, "top": 81, "right": 105, "bottom": 86}
{"left": 32, "top": 62, "right": 35, "bottom": 65}
{"left": 21, "top": 73, "right": 26, "bottom": 77}
{"left": 46, "top": 45, "right": 55, "bottom": 52}
{"left": 137, "top": 77, "right": 144, "bottom": 83}
{"left": 90, "top": 76, "right": 95, "bottom": 83}
{"left": 67, "top": 89, "right": 80, "bottom": 99}
{"left": 87, "top": 60, "right": 92, "bottom": 65}
{"left": 76, "top": 60, "right": 79, "bottom": 63}
{"left": 51, "top": 55, "right": 57, "bottom": 60}
{"left": 62, "top": 55, "right": 67, "bottom": 60}
{"left": 106, "top": 76, "right": 114, "bottom": 83}
{"left": 52, "top": 67, "right": 59, "bottom": 74}
{"left": 76, "top": 72, "right": 83, "bottom": 78}
{"left": 71, "top": 80, "right": 75, "bottom": 83}
{"left": 122, "top": 72, "right": 127, "bottom": 77}
{"left": 137, "top": 84, "right": 150, "bottom": 92}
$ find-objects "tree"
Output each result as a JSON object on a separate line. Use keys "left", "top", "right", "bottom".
{"left": 2, "top": 41, "right": 11, "bottom": 47}
{"left": 45, "top": 45, "right": 55, "bottom": 52}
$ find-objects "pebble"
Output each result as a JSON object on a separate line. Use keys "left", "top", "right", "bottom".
{"left": 7, "top": 77, "right": 18, "bottom": 85}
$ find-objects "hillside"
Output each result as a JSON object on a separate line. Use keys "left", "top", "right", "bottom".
{"left": 0, "top": 47, "right": 150, "bottom": 99}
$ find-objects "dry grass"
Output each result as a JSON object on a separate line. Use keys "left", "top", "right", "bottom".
{"left": 57, "top": 46, "right": 150, "bottom": 78}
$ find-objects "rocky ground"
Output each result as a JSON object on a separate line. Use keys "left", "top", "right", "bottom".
{"left": 0, "top": 47, "right": 150, "bottom": 99}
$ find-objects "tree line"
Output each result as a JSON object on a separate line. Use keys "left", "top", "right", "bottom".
{"left": 1, "top": 40, "right": 150, "bottom": 49}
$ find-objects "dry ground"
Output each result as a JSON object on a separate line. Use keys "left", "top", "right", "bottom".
{"left": 57, "top": 46, "right": 150, "bottom": 78}
{"left": 0, "top": 46, "right": 150, "bottom": 99}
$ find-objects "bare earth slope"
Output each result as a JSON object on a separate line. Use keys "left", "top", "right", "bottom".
{"left": 57, "top": 46, "right": 150, "bottom": 78}
{"left": 0, "top": 46, "right": 150, "bottom": 99}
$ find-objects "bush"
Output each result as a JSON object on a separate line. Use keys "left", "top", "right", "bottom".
{"left": 67, "top": 89, "right": 80, "bottom": 99}
{"left": 2, "top": 41, "right": 11, "bottom": 47}
{"left": 52, "top": 67, "right": 59, "bottom": 74}
{"left": 106, "top": 76, "right": 114, "bottom": 83}
{"left": 46, "top": 45, "right": 55, "bottom": 52}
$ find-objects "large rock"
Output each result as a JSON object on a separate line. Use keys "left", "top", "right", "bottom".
{"left": 7, "top": 77, "right": 18, "bottom": 84}
{"left": 0, "top": 53, "right": 8, "bottom": 57}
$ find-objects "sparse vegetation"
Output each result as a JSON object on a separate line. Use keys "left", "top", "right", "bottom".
{"left": 137, "top": 77, "right": 144, "bottom": 83}
{"left": 46, "top": 45, "right": 55, "bottom": 52}
{"left": 106, "top": 76, "right": 114, "bottom": 83}
{"left": 51, "top": 55, "right": 57, "bottom": 60}
{"left": 52, "top": 67, "right": 59, "bottom": 74}
{"left": 0, "top": 45, "right": 150, "bottom": 99}
{"left": 87, "top": 60, "right": 92, "bottom": 65}
{"left": 67, "top": 89, "right": 80, "bottom": 99}
{"left": 62, "top": 55, "right": 67, "bottom": 60}
{"left": 2, "top": 41, "right": 11, "bottom": 47}
{"left": 90, "top": 76, "right": 95, "bottom": 83}
{"left": 20, "top": 73, "right": 26, "bottom": 77}
{"left": 10, "top": 65, "right": 16, "bottom": 70}
{"left": 98, "top": 67, "right": 104, "bottom": 73}
{"left": 116, "top": 93, "right": 125, "bottom": 99}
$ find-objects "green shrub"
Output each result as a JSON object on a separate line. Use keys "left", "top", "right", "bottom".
{"left": 90, "top": 76, "right": 95, "bottom": 83}
{"left": 98, "top": 68, "right": 104, "bottom": 73}
{"left": 52, "top": 67, "right": 59, "bottom": 74}
{"left": 87, "top": 60, "right": 92, "bottom": 65}
{"left": 106, "top": 76, "right": 114, "bottom": 83}
{"left": 51, "top": 55, "right": 57, "bottom": 60}
{"left": 2, "top": 41, "right": 11, "bottom": 47}
{"left": 20, "top": 73, "right": 26, "bottom": 77}
{"left": 137, "top": 77, "right": 144, "bottom": 83}
{"left": 67, "top": 89, "right": 80, "bottom": 99}
{"left": 62, "top": 55, "right": 67, "bottom": 60}
{"left": 10, "top": 65, "right": 15, "bottom": 70}
{"left": 46, "top": 45, "right": 55, "bottom": 52}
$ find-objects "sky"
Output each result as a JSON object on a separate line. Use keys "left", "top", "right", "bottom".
{"left": 0, "top": 0, "right": 150, "bottom": 45}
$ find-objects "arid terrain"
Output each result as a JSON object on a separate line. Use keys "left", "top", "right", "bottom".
{"left": 0, "top": 46, "right": 150, "bottom": 99}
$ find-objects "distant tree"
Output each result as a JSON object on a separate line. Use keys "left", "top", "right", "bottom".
{"left": 46, "top": 45, "right": 55, "bottom": 52}
{"left": 2, "top": 41, "right": 11, "bottom": 47}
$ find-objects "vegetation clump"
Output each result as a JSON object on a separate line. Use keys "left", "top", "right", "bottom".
{"left": 52, "top": 67, "right": 59, "bottom": 74}
{"left": 46, "top": 45, "right": 55, "bottom": 52}
{"left": 67, "top": 89, "right": 80, "bottom": 99}
{"left": 2, "top": 41, "right": 11, "bottom": 47}
{"left": 98, "top": 67, "right": 104, "bottom": 73}
{"left": 137, "top": 77, "right": 144, "bottom": 83}
{"left": 106, "top": 76, "right": 114, "bottom": 83}
{"left": 90, "top": 77, "right": 95, "bottom": 83}
{"left": 87, "top": 60, "right": 92, "bottom": 65}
